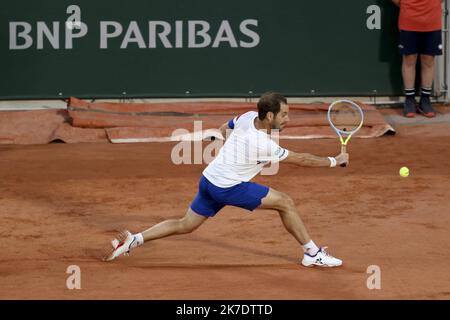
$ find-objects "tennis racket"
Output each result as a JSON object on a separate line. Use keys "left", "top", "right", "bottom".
{"left": 327, "top": 100, "right": 364, "bottom": 167}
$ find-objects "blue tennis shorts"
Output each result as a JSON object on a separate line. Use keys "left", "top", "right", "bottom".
{"left": 399, "top": 30, "right": 442, "bottom": 56}
{"left": 190, "top": 175, "right": 270, "bottom": 217}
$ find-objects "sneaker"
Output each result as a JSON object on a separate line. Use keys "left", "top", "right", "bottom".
{"left": 403, "top": 96, "right": 416, "bottom": 118}
{"left": 103, "top": 230, "right": 137, "bottom": 262}
{"left": 418, "top": 96, "right": 436, "bottom": 118}
{"left": 301, "top": 247, "right": 343, "bottom": 267}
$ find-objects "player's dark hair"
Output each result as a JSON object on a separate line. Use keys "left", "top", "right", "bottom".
{"left": 257, "top": 92, "right": 287, "bottom": 120}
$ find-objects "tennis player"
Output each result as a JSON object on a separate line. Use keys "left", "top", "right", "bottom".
{"left": 104, "top": 92, "right": 348, "bottom": 267}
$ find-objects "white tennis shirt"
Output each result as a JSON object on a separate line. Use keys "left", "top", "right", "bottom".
{"left": 203, "top": 111, "right": 289, "bottom": 188}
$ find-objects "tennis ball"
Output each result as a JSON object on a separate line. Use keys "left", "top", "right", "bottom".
{"left": 399, "top": 167, "right": 409, "bottom": 178}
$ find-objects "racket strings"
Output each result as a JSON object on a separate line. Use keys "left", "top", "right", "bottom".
{"left": 329, "top": 104, "right": 363, "bottom": 133}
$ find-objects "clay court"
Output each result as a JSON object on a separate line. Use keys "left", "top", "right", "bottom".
{"left": 1, "top": 105, "right": 449, "bottom": 300}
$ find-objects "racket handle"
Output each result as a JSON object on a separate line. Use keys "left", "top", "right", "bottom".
{"left": 340, "top": 144, "right": 347, "bottom": 167}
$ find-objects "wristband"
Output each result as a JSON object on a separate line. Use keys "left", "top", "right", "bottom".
{"left": 328, "top": 157, "right": 337, "bottom": 168}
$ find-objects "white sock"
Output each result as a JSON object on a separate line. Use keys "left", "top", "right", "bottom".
{"left": 132, "top": 233, "right": 144, "bottom": 249}
{"left": 303, "top": 240, "right": 319, "bottom": 256}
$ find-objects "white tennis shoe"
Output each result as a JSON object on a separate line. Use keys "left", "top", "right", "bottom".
{"left": 301, "top": 247, "right": 343, "bottom": 267}
{"left": 103, "top": 230, "right": 137, "bottom": 262}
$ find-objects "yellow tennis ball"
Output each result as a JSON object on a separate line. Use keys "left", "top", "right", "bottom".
{"left": 399, "top": 167, "right": 409, "bottom": 178}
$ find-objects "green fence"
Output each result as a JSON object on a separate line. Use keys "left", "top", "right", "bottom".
{"left": 0, "top": 0, "right": 402, "bottom": 99}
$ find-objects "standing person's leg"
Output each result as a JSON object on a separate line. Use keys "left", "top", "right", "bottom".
{"left": 402, "top": 54, "right": 418, "bottom": 117}
{"left": 399, "top": 30, "right": 419, "bottom": 117}
{"left": 402, "top": 54, "right": 418, "bottom": 90}
{"left": 418, "top": 54, "right": 436, "bottom": 117}
{"left": 257, "top": 188, "right": 342, "bottom": 267}
{"left": 417, "top": 30, "right": 442, "bottom": 117}
{"left": 419, "top": 54, "right": 435, "bottom": 89}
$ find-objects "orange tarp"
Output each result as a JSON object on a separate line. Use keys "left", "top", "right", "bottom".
{"left": 68, "top": 97, "right": 395, "bottom": 143}
{"left": 0, "top": 109, "right": 107, "bottom": 144}
{"left": 0, "top": 98, "right": 395, "bottom": 144}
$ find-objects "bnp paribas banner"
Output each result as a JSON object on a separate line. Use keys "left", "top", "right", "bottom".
{"left": 0, "top": 0, "right": 401, "bottom": 99}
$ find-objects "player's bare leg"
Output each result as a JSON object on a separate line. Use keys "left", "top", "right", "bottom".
{"left": 259, "top": 188, "right": 311, "bottom": 245}
{"left": 103, "top": 208, "right": 207, "bottom": 261}
{"left": 141, "top": 208, "right": 207, "bottom": 241}
{"left": 259, "top": 188, "right": 342, "bottom": 267}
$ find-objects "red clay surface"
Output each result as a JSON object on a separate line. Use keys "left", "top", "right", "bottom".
{"left": 1, "top": 112, "right": 450, "bottom": 299}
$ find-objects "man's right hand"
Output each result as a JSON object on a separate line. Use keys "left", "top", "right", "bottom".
{"left": 336, "top": 152, "right": 349, "bottom": 166}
